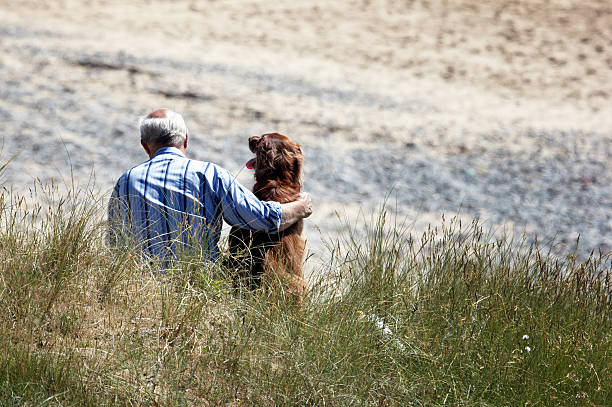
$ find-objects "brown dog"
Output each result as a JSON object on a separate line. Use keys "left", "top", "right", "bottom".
{"left": 228, "top": 133, "right": 306, "bottom": 302}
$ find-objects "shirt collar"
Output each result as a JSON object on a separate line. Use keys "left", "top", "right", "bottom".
{"left": 152, "top": 146, "right": 186, "bottom": 158}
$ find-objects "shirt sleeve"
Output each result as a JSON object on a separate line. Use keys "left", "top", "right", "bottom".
{"left": 210, "top": 165, "right": 282, "bottom": 233}
{"left": 107, "top": 181, "right": 123, "bottom": 246}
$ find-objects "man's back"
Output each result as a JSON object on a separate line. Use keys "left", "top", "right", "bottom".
{"left": 108, "top": 146, "right": 282, "bottom": 260}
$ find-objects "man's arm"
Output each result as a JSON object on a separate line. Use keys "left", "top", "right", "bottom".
{"left": 211, "top": 165, "right": 311, "bottom": 233}
{"left": 278, "top": 192, "right": 312, "bottom": 232}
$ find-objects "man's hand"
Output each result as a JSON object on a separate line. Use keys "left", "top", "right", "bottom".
{"left": 278, "top": 192, "right": 313, "bottom": 231}
{"left": 298, "top": 192, "right": 313, "bottom": 218}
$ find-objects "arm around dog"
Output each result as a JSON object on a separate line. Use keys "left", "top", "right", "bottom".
{"left": 211, "top": 164, "right": 311, "bottom": 233}
{"left": 278, "top": 192, "right": 312, "bottom": 232}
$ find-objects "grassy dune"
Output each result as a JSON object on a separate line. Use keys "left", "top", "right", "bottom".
{"left": 0, "top": 178, "right": 610, "bottom": 406}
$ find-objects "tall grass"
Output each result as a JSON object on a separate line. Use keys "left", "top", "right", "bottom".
{"left": 0, "top": 177, "right": 609, "bottom": 406}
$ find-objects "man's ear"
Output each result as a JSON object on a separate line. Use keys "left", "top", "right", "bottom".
{"left": 183, "top": 133, "right": 189, "bottom": 150}
{"left": 141, "top": 140, "right": 151, "bottom": 157}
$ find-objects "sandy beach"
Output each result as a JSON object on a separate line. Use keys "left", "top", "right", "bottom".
{"left": 1, "top": 0, "right": 610, "bottom": 270}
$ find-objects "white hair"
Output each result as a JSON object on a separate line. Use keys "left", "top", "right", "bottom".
{"left": 139, "top": 109, "right": 188, "bottom": 147}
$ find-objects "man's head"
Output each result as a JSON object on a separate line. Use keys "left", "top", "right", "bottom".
{"left": 139, "top": 109, "right": 188, "bottom": 157}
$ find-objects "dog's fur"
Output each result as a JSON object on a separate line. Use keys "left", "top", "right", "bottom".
{"left": 228, "top": 133, "right": 306, "bottom": 302}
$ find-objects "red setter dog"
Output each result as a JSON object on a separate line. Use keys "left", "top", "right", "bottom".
{"left": 228, "top": 133, "right": 306, "bottom": 302}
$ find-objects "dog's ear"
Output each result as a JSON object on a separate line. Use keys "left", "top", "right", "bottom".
{"left": 276, "top": 142, "right": 302, "bottom": 184}
{"left": 274, "top": 143, "right": 301, "bottom": 165}
{"left": 256, "top": 137, "right": 276, "bottom": 170}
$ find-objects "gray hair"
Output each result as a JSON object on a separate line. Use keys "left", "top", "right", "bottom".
{"left": 139, "top": 109, "right": 188, "bottom": 147}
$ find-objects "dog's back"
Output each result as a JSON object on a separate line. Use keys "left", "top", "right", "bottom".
{"left": 228, "top": 133, "right": 306, "bottom": 301}
{"left": 228, "top": 220, "right": 305, "bottom": 298}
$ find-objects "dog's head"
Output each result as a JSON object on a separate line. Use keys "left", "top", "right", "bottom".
{"left": 246, "top": 133, "right": 302, "bottom": 185}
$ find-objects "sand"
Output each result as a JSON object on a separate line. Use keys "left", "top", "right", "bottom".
{"left": 1, "top": 0, "right": 610, "bottom": 271}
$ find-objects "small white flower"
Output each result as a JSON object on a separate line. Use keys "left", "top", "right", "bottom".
{"left": 522, "top": 334, "right": 529, "bottom": 341}
{"left": 368, "top": 314, "right": 392, "bottom": 335}
{"left": 365, "top": 313, "right": 405, "bottom": 350}
{"left": 525, "top": 346, "right": 532, "bottom": 352}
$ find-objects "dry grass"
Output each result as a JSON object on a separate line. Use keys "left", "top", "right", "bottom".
{"left": 0, "top": 177, "right": 610, "bottom": 406}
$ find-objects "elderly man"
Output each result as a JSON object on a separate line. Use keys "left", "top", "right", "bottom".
{"left": 108, "top": 108, "right": 312, "bottom": 260}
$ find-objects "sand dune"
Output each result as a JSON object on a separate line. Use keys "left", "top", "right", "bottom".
{"left": 1, "top": 0, "right": 610, "bottom": 268}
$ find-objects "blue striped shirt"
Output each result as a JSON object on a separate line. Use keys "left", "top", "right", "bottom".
{"left": 108, "top": 146, "right": 282, "bottom": 260}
